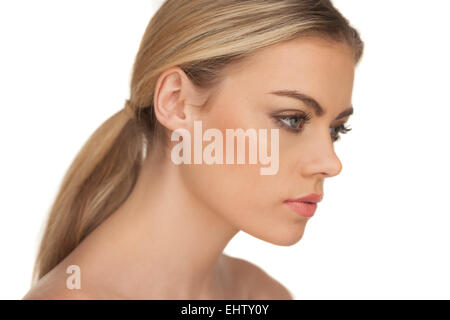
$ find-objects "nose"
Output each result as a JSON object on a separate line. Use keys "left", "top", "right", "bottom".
{"left": 300, "top": 133, "right": 343, "bottom": 179}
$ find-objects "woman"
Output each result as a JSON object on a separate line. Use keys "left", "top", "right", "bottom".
{"left": 23, "top": 0, "right": 364, "bottom": 299}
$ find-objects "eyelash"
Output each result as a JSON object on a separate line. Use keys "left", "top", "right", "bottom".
{"left": 274, "top": 113, "right": 312, "bottom": 133}
{"left": 330, "top": 123, "right": 352, "bottom": 142}
{"left": 273, "top": 113, "right": 352, "bottom": 142}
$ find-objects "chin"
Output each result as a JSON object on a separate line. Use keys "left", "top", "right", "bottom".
{"left": 272, "top": 229, "right": 306, "bottom": 246}
{"left": 245, "top": 221, "right": 308, "bottom": 247}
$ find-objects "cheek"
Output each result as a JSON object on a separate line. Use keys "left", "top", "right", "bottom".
{"left": 179, "top": 99, "right": 309, "bottom": 242}
{"left": 180, "top": 157, "right": 268, "bottom": 221}
{"left": 188, "top": 112, "right": 275, "bottom": 216}
{"left": 176, "top": 121, "right": 309, "bottom": 246}
{"left": 189, "top": 110, "right": 283, "bottom": 211}
{"left": 177, "top": 134, "right": 294, "bottom": 229}
{"left": 181, "top": 162, "right": 308, "bottom": 246}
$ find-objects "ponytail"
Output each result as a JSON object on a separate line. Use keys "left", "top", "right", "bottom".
{"left": 32, "top": 102, "right": 146, "bottom": 283}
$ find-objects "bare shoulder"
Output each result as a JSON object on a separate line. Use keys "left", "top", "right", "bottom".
{"left": 22, "top": 283, "right": 92, "bottom": 300}
{"left": 224, "top": 254, "right": 294, "bottom": 300}
{"left": 22, "top": 268, "right": 92, "bottom": 300}
{"left": 23, "top": 287, "right": 90, "bottom": 300}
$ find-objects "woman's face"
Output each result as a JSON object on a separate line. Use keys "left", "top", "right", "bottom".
{"left": 178, "top": 36, "right": 356, "bottom": 246}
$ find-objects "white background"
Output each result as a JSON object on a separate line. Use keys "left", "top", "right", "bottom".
{"left": 1, "top": 0, "right": 449, "bottom": 299}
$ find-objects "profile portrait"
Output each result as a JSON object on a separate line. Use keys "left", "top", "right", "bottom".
{"left": 17, "top": 0, "right": 365, "bottom": 300}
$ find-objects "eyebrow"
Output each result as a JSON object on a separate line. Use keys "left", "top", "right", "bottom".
{"left": 268, "top": 89, "right": 353, "bottom": 120}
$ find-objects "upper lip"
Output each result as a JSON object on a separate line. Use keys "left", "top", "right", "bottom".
{"left": 285, "top": 193, "right": 323, "bottom": 204}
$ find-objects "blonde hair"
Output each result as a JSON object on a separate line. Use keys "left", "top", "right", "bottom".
{"left": 32, "top": 0, "right": 364, "bottom": 284}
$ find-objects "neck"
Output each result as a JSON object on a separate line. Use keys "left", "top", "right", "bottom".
{"left": 67, "top": 146, "right": 240, "bottom": 299}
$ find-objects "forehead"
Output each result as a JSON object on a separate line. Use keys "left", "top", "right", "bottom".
{"left": 219, "top": 36, "right": 356, "bottom": 113}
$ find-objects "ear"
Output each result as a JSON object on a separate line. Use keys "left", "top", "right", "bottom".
{"left": 153, "top": 66, "right": 207, "bottom": 132}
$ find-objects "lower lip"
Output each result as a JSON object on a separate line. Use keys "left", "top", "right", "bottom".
{"left": 284, "top": 201, "right": 317, "bottom": 218}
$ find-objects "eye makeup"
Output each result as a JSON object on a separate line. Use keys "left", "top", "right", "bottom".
{"left": 270, "top": 109, "right": 352, "bottom": 142}
{"left": 271, "top": 111, "right": 312, "bottom": 134}
{"left": 329, "top": 123, "right": 352, "bottom": 142}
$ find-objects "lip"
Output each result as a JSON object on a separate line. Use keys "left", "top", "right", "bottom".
{"left": 286, "top": 193, "right": 323, "bottom": 204}
{"left": 284, "top": 193, "right": 323, "bottom": 218}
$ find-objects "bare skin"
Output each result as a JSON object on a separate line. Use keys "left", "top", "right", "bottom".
{"left": 23, "top": 254, "right": 291, "bottom": 300}
{"left": 23, "top": 36, "right": 355, "bottom": 300}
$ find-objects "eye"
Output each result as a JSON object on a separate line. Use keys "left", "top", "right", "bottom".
{"left": 330, "top": 124, "right": 352, "bottom": 142}
{"left": 274, "top": 113, "right": 312, "bottom": 133}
